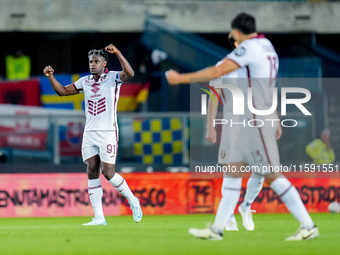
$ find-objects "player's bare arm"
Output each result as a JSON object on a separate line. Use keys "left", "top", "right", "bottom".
{"left": 43, "top": 65, "right": 78, "bottom": 96}
{"left": 165, "top": 59, "right": 240, "bottom": 85}
{"left": 105, "top": 44, "right": 134, "bottom": 83}
{"left": 206, "top": 88, "right": 222, "bottom": 143}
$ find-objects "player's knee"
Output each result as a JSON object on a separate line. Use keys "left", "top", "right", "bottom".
{"left": 265, "top": 172, "right": 282, "bottom": 185}
{"left": 265, "top": 178, "right": 274, "bottom": 185}
{"left": 101, "top": 165, "right": 116, "bottom": 180}
{"left": 85, "top": 161, "right": 100, "bottom": 179}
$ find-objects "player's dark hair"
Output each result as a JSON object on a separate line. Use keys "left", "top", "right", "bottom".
{"left": 231, "top": 13, "right": 256, "bottom": 34}
{"left": 88, "top": 49, "right": 109, "bottom": 62}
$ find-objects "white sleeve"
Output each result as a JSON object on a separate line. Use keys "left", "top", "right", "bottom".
{"left": 210, "top": 67, "right": 238, "bottom": 88}
{"left": 73, "top": 76, "right": 86, "bottom": 93}
{"left": 109, "top": 71, "right": 123, "bottom": 85}
{"left": 227, "top": 41, "right": 256, "bottom": 68}
{"left": 209, "top": 59, "right": 226, "bottom": 87}
{"left": 209, "top": 77, "right": 222, "bottom": 88}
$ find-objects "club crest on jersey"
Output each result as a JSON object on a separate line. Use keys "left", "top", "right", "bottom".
{"left": 100, "top": 75, "right": 107, "bottom": 82}
{"left": 234, "top": 47, "right": 246, "bottom": 57}
{"left": 91, "top": 83, "right": 100, "bottom": 94}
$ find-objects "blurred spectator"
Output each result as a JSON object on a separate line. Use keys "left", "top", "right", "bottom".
{"left": 5, "top": 49, "right": 31, "bottom": 80}
{"left": 305, "top": 129, "right": 335, "bottom": 164}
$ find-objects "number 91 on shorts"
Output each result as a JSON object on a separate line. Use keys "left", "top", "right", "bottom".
{"left": 82, "top": 130, "right": 118, "bottom": 164}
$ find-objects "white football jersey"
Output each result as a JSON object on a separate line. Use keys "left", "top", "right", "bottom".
{"left": 210, "top": 60, "right": 252, "bottom": 129}
{"left": 227, "top": 35, "right": 279, "bottom": 118}
{"left": 73, "top": 69, "right": 122, "bottom": 132}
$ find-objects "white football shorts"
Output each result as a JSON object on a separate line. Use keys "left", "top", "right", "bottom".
{"left": 82, "top": 130, "right": 118, "bottom": 164}
{"left": 218, "top": 125, "right": 280, "bottom": 175}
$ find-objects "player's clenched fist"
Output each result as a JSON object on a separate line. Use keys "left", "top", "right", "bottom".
{"left": 105, "top": 44, "right": 119, "bottom": 54}
{"left": 165, "top": 69, "right": 180, "bottom": 85}
{"left": 43, "top": 65, "right": 54, "bottom": 77}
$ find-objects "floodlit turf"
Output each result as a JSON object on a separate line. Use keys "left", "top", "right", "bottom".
{"left": 0, "top": 213, "right": 339, "bottom": 255}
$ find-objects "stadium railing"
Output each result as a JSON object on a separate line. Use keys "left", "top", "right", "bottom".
{"left": 0, "top": 105, "right": 322, "bottom": 168}
{"left": 142, "top": 15, "right": 229, "bottom": 72}
{"left": 0, "top": 111, "right": 190, "bottom": 167}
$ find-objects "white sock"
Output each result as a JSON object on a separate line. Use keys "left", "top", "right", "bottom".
{"left": 270, "top": 177, "right": 314, "bottom": 229}
{"left": 240, "top": 173, "right": 264, "bottom": 211}
{"left": 109, "top": 173, "right": 137, "bottom": 206}
{"left": 212, "top": 177, "right": 242, "bottom": 233}
{"left": 88, "top": 178, "right": 104, "bottom": 219}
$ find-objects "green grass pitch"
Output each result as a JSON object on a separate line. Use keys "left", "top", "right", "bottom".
{"left": 0, "top": 213, "right": 339, "bottom": 255}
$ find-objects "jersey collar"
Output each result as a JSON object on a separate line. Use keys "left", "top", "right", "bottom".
{"left": 249, "top": 34, "right": 265, "bottom": 39}
{"left": 92, "top": 68, "right": 109, "bottom": 82}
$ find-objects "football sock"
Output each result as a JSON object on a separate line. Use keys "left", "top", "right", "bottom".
{"left": 212, "top": 177, "right": 242, "bottom": 234}
{"left": 109, "top": 173, "right": 137, "bottom": 206}
{"left": 270, "top": 177, "right": 314, "bottom": 229}
{"left": 240, "top": 173, "right": 264, "bottom": 211}
{"left": 88, "top": 178, "right": 104, "bottom": 219}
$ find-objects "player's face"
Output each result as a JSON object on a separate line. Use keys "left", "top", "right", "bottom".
{"left": 230, "top": 29, "right": 241, "bottom": 44}
{"left": 89, "top": 55, "right": 107, "bottom": 75}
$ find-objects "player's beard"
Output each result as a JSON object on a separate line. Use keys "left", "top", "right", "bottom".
{"left": 90, "top": 67, "right": 104, "bottom": 76}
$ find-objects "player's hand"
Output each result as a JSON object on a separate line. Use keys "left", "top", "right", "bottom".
{"left": 206, "top": 126, "right": 217, "bottom": 143}
{"left": 276, "top": 123, "right": 282, "bottom": 140}
{"left": 165, "top": 69, "right": 181, "bottom": 85}
{"left": 105, "top": 44, "right": 119, "bottom": 54}
{"left": 43, "top": 65, "right": 54, "bottom": 77}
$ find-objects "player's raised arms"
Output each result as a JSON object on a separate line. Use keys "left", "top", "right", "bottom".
{"left": 43, "top": 65, "right": 78, "bottom": 96}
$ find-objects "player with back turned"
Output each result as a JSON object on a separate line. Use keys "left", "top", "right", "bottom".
{"left": 43, "top": 44, "right": 143, "bottom": 225}
{"left": 206, "top": 36, "right": 265, "bottom": 232}
{"left": 166, "top": 13, "right": 318, "bottom": 241}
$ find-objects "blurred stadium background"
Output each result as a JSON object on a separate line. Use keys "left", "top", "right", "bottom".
{"left": 0, "top": 0, "right": 339, "bottom": 220}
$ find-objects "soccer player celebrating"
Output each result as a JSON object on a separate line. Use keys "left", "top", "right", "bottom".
{"left": 166, "top": 13, "right": 318, "bottom": 241}
{"left": 206, "top": 37, "right": 265, "bottom": 232}
{"left": 43, "top": 44, "right": 142, "bottom": 225}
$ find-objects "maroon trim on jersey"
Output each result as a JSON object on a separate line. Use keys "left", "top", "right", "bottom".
{"left": 221, "top": 90, "right": 226, "bottom": 104}
{"left": 92, "top": 69, "right": 109, "bottom": 82}
{"left": 113, "top": 78, "right": 119, "bottom": 151}
{"left": 246, "top": 67, "right": 251, "bottom": 88}
{"left": 249, "top": 34, "right": 265, "bottom": 39}
{"left": 113, "top": 83, "right": 119, "bottom": 120}
{"left": 226, "top": 58, "right": 242, "bottom": 68}
{"left": 246, "top": 66, "right": 273, "bottom": 168}
{"left": 72, "top": 84, "right": 81, "bottom": 93}
{"left": 114, "top": 129, "right": 119, "bottom": 161}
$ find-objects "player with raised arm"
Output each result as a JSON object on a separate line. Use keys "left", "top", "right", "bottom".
{"left": 206, "top": 37, "right": 265, "bottom": 232}
{"left": 166, "top": 13, "right": 318, "bottom": 241}
{"left": 43, "top": 44, "right": 142, "bottom": 225}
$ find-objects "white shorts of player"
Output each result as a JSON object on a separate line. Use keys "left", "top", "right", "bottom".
{"left": 218, "top": 126, "right": 280, "bottom": 175}
{"left": 82, "top": 130, "right": 118, "bottom": 164}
